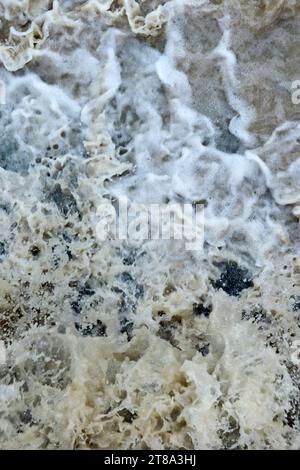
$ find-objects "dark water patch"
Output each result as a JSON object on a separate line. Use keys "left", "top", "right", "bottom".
{"left": 120, "top": 317, "right": 134, "bottom": 342}
{"left": 193, "top": 301, "right": 212, "bottom": 317}
{"left": 0, "top": 133, "right": 32, "bottom": 174}
{"left": 48, "top": 184, "right": 79, "bottom": 217}
{"left": 75, "top": 319, "right": 107, "bottom": 337}
{"left": 212, "top": 260, "right": 253, "bottom": 296}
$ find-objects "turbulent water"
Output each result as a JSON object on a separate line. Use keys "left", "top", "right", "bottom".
{"left": 0, "top": 0, "right": 300, "bottom": 450}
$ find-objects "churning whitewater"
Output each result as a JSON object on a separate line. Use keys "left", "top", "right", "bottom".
{"left": 0, "top": 0, "right": 300, "bottom": 450}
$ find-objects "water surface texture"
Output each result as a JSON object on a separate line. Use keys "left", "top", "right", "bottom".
{"left": 0, "top": 0, "right": 300, "bottom": 449}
